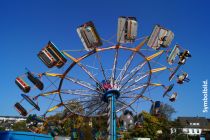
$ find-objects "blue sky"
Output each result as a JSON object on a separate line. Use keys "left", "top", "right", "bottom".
{"left": 0, "top": 0, "right": 209, "bottom": 118}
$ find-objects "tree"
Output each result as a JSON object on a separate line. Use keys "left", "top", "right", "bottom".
{"left": 159, "top": 103, "right": 176, "bottom": 120}
{"left": 130, "top": 111, "right": 161, "bottom": 139}
{"left": 80, "top": 119, "right": 93, "bottom": 140}
{"left": 157, "top": 117, "right": 172, "bottom": 139}
{"left": 169, "top": 119, "right": 185, "bottom": 140}
{"left": 12, "top": 121, "right": 28, "bottom": 131}
{"left": 129, "top": 111, "right": 180, "bottom": 139}
{"left": 25, "top": 101, "right": 108, "bottom": 139}
{"left": 0, "top": 126, "right": 5, "bottom": 131}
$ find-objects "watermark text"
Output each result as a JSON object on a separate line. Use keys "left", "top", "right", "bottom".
{"left": 202, "top": 80, "right": 208, "bottom": 113}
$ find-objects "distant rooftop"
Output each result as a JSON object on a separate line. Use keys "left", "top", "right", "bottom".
{"left": 177, "top": 116, "right": 209, "bottom": 129}
{"left": 0, "top": 116, "right": 26, "bottom": 119}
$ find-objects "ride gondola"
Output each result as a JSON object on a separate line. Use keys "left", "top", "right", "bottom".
{"left": 169, "top": 50, "right": 191, "bottom": 81}
{"left": 178, "top": 50, "right": 191, "bottom": 64}
{"left": 14, "top": 102, "right": 28, "bottom": 116}
{"left": 147, "top": 25, "right": 174, "bottom": 50}
{"left": 177, "top": 72, "right": 190, "bottom": 84}
{"left": 21, "top": 94, "right": 40, "bottom": 111}
{"left": 77, "top": 21, "right": 102, "bottom": 51}
{"left": 15, "top": 77, "right": 31, "bottom": 93}
{"left": 167, "top": 44, "right": 180, "bottom": 65}
{"left": 27, "top": 71, "right": 44, "bottom": 90}
{"left": 150, "top": 101, "right": 162, "bottom": 116}
{"left": 45, "top": 41, "right": 67, "bottom": 68}
{"left": 117, "top": 16, "right": 138, "bottom": 43}
{"left": 38, "top": 48, "right": 57, "bottom": 68}
{"left": 169, "top": 92, "right": 178, "bottom": 102}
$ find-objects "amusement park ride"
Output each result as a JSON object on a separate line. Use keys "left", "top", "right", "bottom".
{"left": 14, "top": 16, "right": 191, "bottom": 140}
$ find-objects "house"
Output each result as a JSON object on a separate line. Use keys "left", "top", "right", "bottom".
{"left": 172, "top": 116, "right": 210, "bottom": 139}
{"left": 119, "top": 110, "right": 134, "bottom": 130}
{"left": 0, "top": 116, "right": 26, "bottom": 131}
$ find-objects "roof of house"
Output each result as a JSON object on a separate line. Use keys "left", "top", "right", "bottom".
{"left": 177, "top": 117, "right": 209, "bottom": 129}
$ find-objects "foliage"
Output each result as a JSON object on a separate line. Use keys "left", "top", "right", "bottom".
{"left": 46, "top": 113, "right": 85, "bottom": 136}
{"left": 23, "top": 102, "right": 177, "bottom": 139}
{"left": 12, "top": 121, "right": 28, "bottom": 131}
{"left": 38, "top": 113, "right": 104, "bottom": 139}
{"left": 41, "top": 104, "right": 177, "bottom": 139}
{"left": 173, "top": 134, "right": 188, "bottom": 140}
{"left": 92, "top": 116, "right": 107, "bottom": 131}
{"left": 128, "top": 110, "right": 182, "bottom": 140}
{"left": 80, "top": 119, "right": 93, "bottom": 140}
{"left": 129, "top": 111, "right": 161, "bottom": 139}
{"left": 170, "top": 120, "right": 184, "bottom": 139}
{"left": 0, "top": 126, "right": 5, "bottom": 131}
{"left": 159, "top": 103, "right": 176, "bottom": 120}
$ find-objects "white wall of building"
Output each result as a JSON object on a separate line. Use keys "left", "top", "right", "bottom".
{"left": 171, "top": 128, "right": 202, "bottom": 136}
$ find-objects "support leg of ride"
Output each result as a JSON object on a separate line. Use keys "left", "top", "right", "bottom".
{"left": 102, "top": 90, "right": 120, "bottom": 140}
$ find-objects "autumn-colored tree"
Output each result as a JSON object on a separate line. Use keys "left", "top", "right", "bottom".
{"left": 130, "top": 111, "right": 161, "bottom": 139}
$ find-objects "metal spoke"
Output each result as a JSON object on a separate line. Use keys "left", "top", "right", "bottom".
{"left": 77, "top": 62, "right": 101, "bottom": 85}
{"left": 86, "top": 102, "right": 106, "bottom": 116}
{"left": 119, "top": 61, "right": 147, "bottom": 90}
{"left": 99, "top": 106, "right": 108, "bottom": 116}
{"left": 121, "top": 61, "right": 146, "bottom": 81}
{"left": 78, "top": 100, "right": 101, "bottom": 113}
{"left": 42, "top": 96, "right": 61, "bottom": 102}
{"left": 76, "top": 99, "right": 99, "bottom": 109}
{"left": 64, "top": 76, "right": 103, "bottom": 94}
{"left": 63, "top": 50, "right": 102, "bottom": 88}
{"left": 116, "top": 100, "right": 136, "bottom": 113}
{"left": 111, "top": 48, "right": 119, "bottom": 86}
{"left": 116, "top": 52, "right": 136, "bottom": 84}
{"left": 64, "top": 98, "right": 99, "bottom": 104}
{"left": 101, "top": 37, "right": 116, "bottom": 45}
{"left": 96, "top": 52, "right": 107, "bottom": 81}
{"left": 44, "top": 74, "right": 58, "bottom": 89}
{"left": 62, "top": 100, "right": 93, "bottom": 114}
{"left": 140, "top": 95, "right": 153, "bottom": 103}
{"left": 120, "top": 91, "right": 146, "bottom": 99}
{"left": 122, "top": 84, "right": 148, "bottom": 94}
{"left": 38, "top": 90, "right": 59, "bottom": 97}
{"left": 169, "top": 64, "right": 181, "bottom": 81}
{"left": 119, "top": 95, "right": 138, "bottom": 98}
{"left": 116, "top": 37, "right": 149, "bottom": 85}
{"left": 122, "top": 81, "right": 163, "bottom": 95}
{"left": 120, "top": 73, "right": 149, "bottom": 92}
{"left": 45, "top": 103, "right": 63, "bottom": 114}
{"left": 61, "top": 89, "right": 99, "bottom": 97}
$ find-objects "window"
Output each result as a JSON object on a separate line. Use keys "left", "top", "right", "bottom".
{"left": 183, "top": 128, "right": 189, "bottom": 133}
